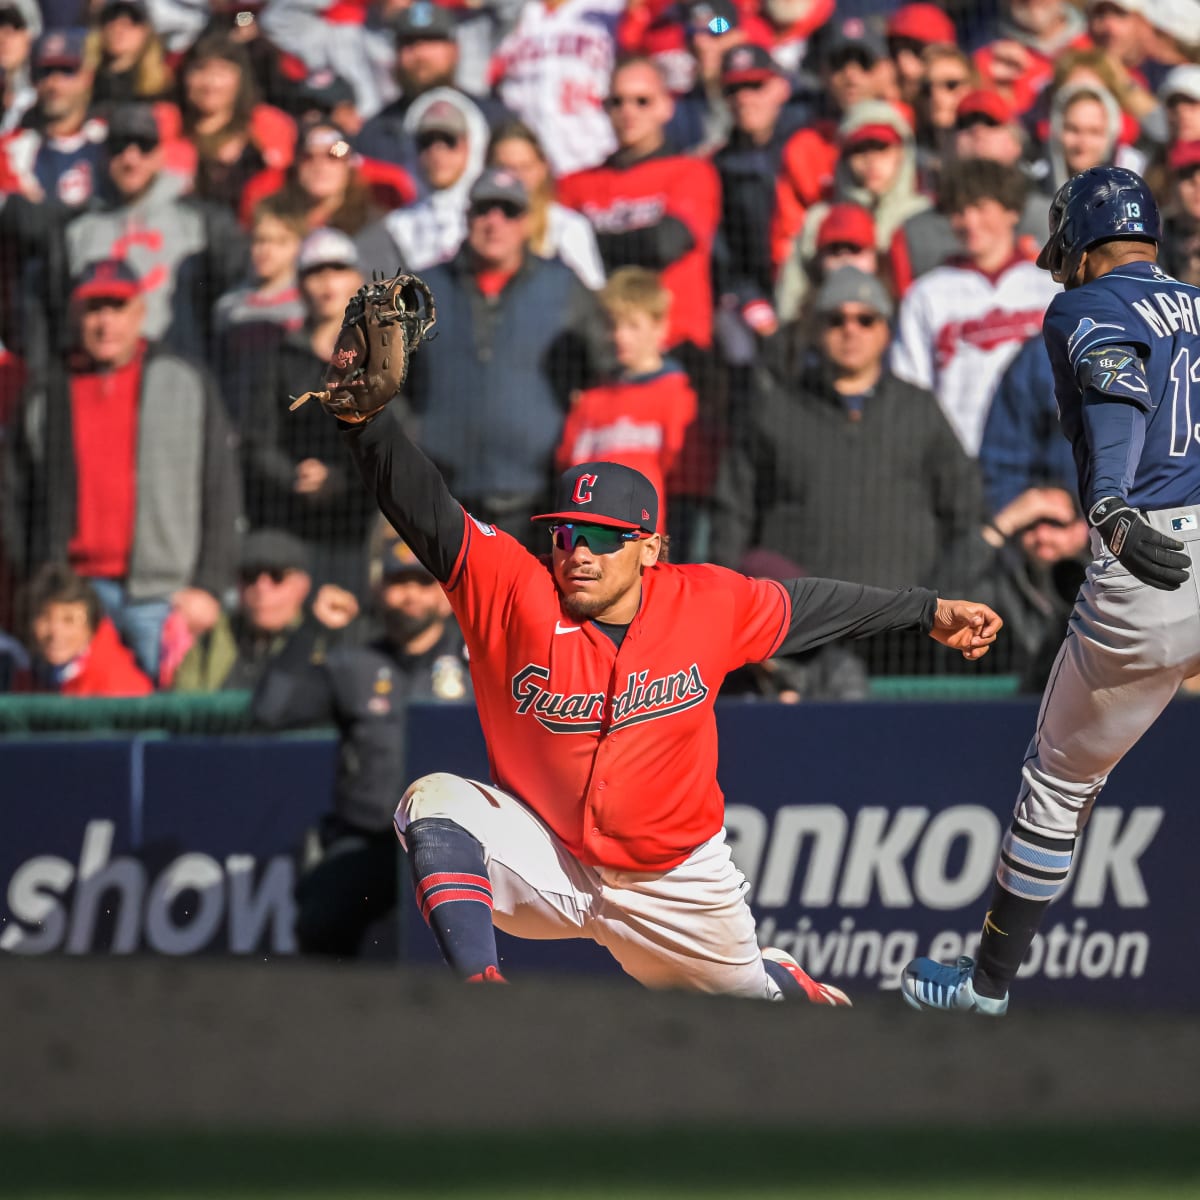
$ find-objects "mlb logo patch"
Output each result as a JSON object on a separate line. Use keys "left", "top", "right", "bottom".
{"left": 1171, "top": 515, "right": 1196, "bottom": 532}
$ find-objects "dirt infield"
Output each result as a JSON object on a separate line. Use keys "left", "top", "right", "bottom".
{"left": 4, "top": 959, "right": 1199, "bottom": 1130}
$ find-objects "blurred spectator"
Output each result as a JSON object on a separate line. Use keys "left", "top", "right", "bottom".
{"left": 894, "top": 88, "right": 1047, "bottom": 286}
{"left": 912, "top": 43, "right": 978, "bottom": 182}
{"left": 775, "top": 202, "right": 898, "bottom": 327}
{"left": 971, "top": 0, "right": 1087, "bottom": 116}
{"left": 198, "top": 0, "right": 301, "bottom": 114}
{"left": 978, "top": 332, "right": 1076, "bottom": 516}
{"left": 174, "top": 528, "right": 358, "bottom": 692}
{"left": 1084, "top": 0, "right": 1155, "bottom": 78}
{"left": 179, "top": 33, "right": 295, "bottom": 214}
{"left": 0, "top": 0, "right": 39, "bottom": 133}
{"left": 355, "top": 90, "right": 486, "bottom": 272}
{"left": 556, "top": 267, "right": 697, "bottom": 534}
{"left": 213, "top": 195, "right": 307, "bottom": 421}
{"left": 711, "top": 266, "right": 985, "bottom": 592}
{"left": 0, "top": 625, "right": 29, "bottom": 690}
{"left": 487, "top": 119, "right": 605, "bottom": 288}
{"left": 775, "top": 99, "right": 929, "bottom": 321}
{"left": 86, "top": 0, "right": 174, "bottom": 114}
{"left": 973, "top": 484, "right": 1088, "bottom": 690}
{"left": 64, "top": 101, "right": 248, "bottom": 359}
{"left": 769, "top": 17, "right": 893, "bottom": 271}
{"left": 252, "top": 535, "right": 471, "bottom": 958}
{"left": 1159, "top": 66, "right": 1200, "bottom": 148}
{"left": 1045, "top": 81, "right": 1144, "bottom": 191}
{"left": 4, "top": 259, "right": 241, "bottom": 680}
{"left": 241, "top": 115, "right": 414, "bottom": 234}
{"left": 0, "top": 29, "right": 102, "bottom": 207}
{"left": 749, "top": 0, "right": 827, "bottom": 82}
{"left": 490, "top": 0, "right": 623, "bottom": 177}
{"left": 1141, "top": 1, "right": 1200, "bottom": 74}
{"left": 355, "top": 1, "right": 508, "bottom": 171}
{"left": 291, "top": 69, "right": 361, "bottom": 137}
{"left": 712, "top": 43, "right": 799, "bottom": 351}
{"left": 662, "top": 0, "right": 769, "bottom": 155}
{"left": 238, "top": 118, "right": 417, "bottom": 235}
{"left": 18, "top": 563, "right": 152, "bottom": 696}
{"left": 407, "top": 168, "right": 609, "bottom": 546}
{"left": 261, "top": 0, "right": 399, "bottom": 122}
{"left": 886, "top": 3, "right": 958, "bottom": 108}
{"left": 558, "top": 56, "right": 721, "bottom": 354}
{"left": 241, "top": 227, "right": 378, "bottom": 596}
{"left": 1161, "top": 140, "right": 1200, "bottom": 287}
{"left": 1039, "top": 45, "right": 1156, "bottom": 134}
{"left": 890, "top": 159, "right": 1060, "bottom": 457}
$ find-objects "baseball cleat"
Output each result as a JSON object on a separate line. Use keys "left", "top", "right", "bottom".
{"left": 762, "top": 947, "right": 852, "bottom": 1006}
{"left": 465, "top": 965, "right": 508, "bottom": 984}
{"left": 900, "top": 955, "right": 1008, "bottom": 1015}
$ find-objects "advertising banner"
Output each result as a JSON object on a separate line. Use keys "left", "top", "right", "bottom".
{"left": 1, "top": 700, "right": 1192, "bottom": 1007}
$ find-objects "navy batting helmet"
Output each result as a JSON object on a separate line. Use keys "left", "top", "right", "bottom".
{"left": 1037, "top": 166, "right": 1160, "bottom": 286}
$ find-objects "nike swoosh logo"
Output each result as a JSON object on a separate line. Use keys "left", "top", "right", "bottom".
{"left": 554, "top": 621, "right": 581, "bottom": 635}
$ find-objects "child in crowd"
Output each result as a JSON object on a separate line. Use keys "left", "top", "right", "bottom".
{"left": 213, "top": 195, "right": 306, "bottom": 419}
{"left": 556, "top": 268, "right": 697, "bottom": 535}
{"left": 19, "top": 564, "right": 152, "bottom": 697}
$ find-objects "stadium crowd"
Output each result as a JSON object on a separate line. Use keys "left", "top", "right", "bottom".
{"left": 2, "top": 0, "right": 1200, "bottom": 700}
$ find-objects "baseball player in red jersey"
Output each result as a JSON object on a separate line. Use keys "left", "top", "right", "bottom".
{"left": 341, "top": 408, "right": 1003, "bottom": 1001}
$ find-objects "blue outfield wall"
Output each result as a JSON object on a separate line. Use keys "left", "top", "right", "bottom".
{"left": 0, "top": 698, "right": 1191, "bottom": 1007}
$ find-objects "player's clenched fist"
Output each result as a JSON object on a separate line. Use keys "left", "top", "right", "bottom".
{"left": 928, "top": 599, "right": 1004, "bottom": 660}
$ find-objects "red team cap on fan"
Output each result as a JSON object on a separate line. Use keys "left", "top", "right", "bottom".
{"left": 532, "top": 462, "right": 660, "bottom": 533}
{"left": 956, "top": 88, "right": 1015, "bottom": 126}
{"left": 886, "top": 4, "right": 957, "bottom": 47}
{"left": 71, "top": 258, "right": 141, "bottom": 301}
{"left": 817, "top": 203, "right": 876, "bottom": 251}
{"left": 1169, "top": 140, "right": 1200, "bottom": 173}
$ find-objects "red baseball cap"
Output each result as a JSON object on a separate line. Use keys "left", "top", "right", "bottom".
{"left": 887, "top": 4, "right": 957, "bottom": 46}
{"left": 956, "top": 88, "right": 1014, "bottom": 126}
{"left": 843, "top": 122, "right": 903, "bottom": 151}
{"left": 720, "top": 43, "right": 779, "bottom": 86}
{"left": 1169, "top": 140, "right": 1200, "bottom": 173}
{"left": 72, "top": 258, "right": 140, "bottom": 302}
{"left": 817, "top": 203, "right": 876, "bottom": 251}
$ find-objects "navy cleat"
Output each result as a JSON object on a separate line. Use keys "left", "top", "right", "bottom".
{"left": 900, "top": 955, "right": 1008, "bottom": 1016}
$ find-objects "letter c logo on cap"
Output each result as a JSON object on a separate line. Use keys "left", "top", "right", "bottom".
{"left": 572, "top": 473, "right": 598, "bottom": 505}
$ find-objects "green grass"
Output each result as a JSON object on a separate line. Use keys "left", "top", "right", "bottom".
{"left": 2, "top": 1127, "right": 1199, "bottom": 1199}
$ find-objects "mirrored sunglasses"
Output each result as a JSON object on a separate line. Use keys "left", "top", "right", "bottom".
{"left": 550, "top": 523, "right": 647, "bottom": 554}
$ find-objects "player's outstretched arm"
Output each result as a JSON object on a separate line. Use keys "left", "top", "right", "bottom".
{"left": 928, "top": 599, "right": 1003, "bottom": 661}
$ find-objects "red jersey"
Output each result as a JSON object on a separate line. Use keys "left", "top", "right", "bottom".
{"left": 557, "top": 151, "right": 720, "bottom": 349}
{"left": 556, "top": 366, "right": 698, "bottom": 530}
{"left": 445, "top": 517, "right": 789, "bottom": 871}
{"left": 68, "top": 346, "right": 144, "bottom": 580}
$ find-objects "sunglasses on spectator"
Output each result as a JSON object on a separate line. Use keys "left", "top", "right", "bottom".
{"left": 109, "top": 135, "right": 158, "bottom": 155}
{"left": 722, "top": 79, "right": 765, "bottom": 97}
{"left": 239, "top": 566, "right": 292, "bottom": 585}
{"left": 470, "top": 200, "right": 524, "bottom": 220}
{"left": 921, "top": 76, "right": 968, "bottom": 95}
{"left": 0, "top": 10, "right": 27, "bottom": 28}
{"left": 829, "top": 49, "right": 874, "bottom": 73}
{"left": 416, "top": 130, "right": 461, "bottom": 152}
{"left": 34, "top": 64, "right": 81, "bottom": 80}
{"left": 550, "top": 523, "right": 649, "bottom": 554}
{"left": 822, "top": 242, "right": 870, "bottom": 257}
{"left": 956, "top": 113, "right": 1002, "bottom": 131}
{"left": 604, "top": 93, "right": 653, "bottom": 111}
{"left": 1020, "top": 516, "right": 1076, "bottom": 532}
{"left": 824, "top": 311, "right": 884, "bottom": 330}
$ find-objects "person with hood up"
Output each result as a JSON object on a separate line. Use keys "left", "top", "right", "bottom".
{"left": 354, "top": 87, "right": 488, "bottom": 274}
{"left": 775, "top": 99, "right": 929, "bottom": 322}
{"left": 1044, "top": 79, "right": 1145, "bottom": 192}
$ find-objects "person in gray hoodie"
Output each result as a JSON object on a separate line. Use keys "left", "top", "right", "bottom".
{"left": 1044, "top": 79, "right": 1145, "bottom": 191}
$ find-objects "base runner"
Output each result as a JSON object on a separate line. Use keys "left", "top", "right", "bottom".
{"left": 333, "top": 408, "right": 1002, "bottom": 1000}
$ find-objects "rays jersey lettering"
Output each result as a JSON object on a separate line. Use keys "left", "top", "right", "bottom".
{"left": 511, "top": 662, "right": 710, "bottom": 733}
{"left": 1043, "top": 261, "right": 1200, "bottom": 510}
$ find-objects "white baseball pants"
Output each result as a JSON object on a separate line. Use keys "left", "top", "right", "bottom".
{"left": 395, "top": 772, "right": 778, "bottom": 999}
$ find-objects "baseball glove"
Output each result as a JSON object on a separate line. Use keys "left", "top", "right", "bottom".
{"left": 289, "top": 271, "right": 437, "bottom": 424}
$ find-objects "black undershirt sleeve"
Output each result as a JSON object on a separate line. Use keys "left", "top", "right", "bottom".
{"left": 776, "top": 578, "right": 937, "bottom": 656}
{"left": 339, "top": 407, "right": 465, "bottom": 585}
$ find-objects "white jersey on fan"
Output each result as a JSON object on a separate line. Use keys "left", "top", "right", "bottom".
{"left": 491, "top": 0, "right": 623, "bottom": 177}
{"left": 890, "top": 259, "right": 1061, "bottom": 456}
